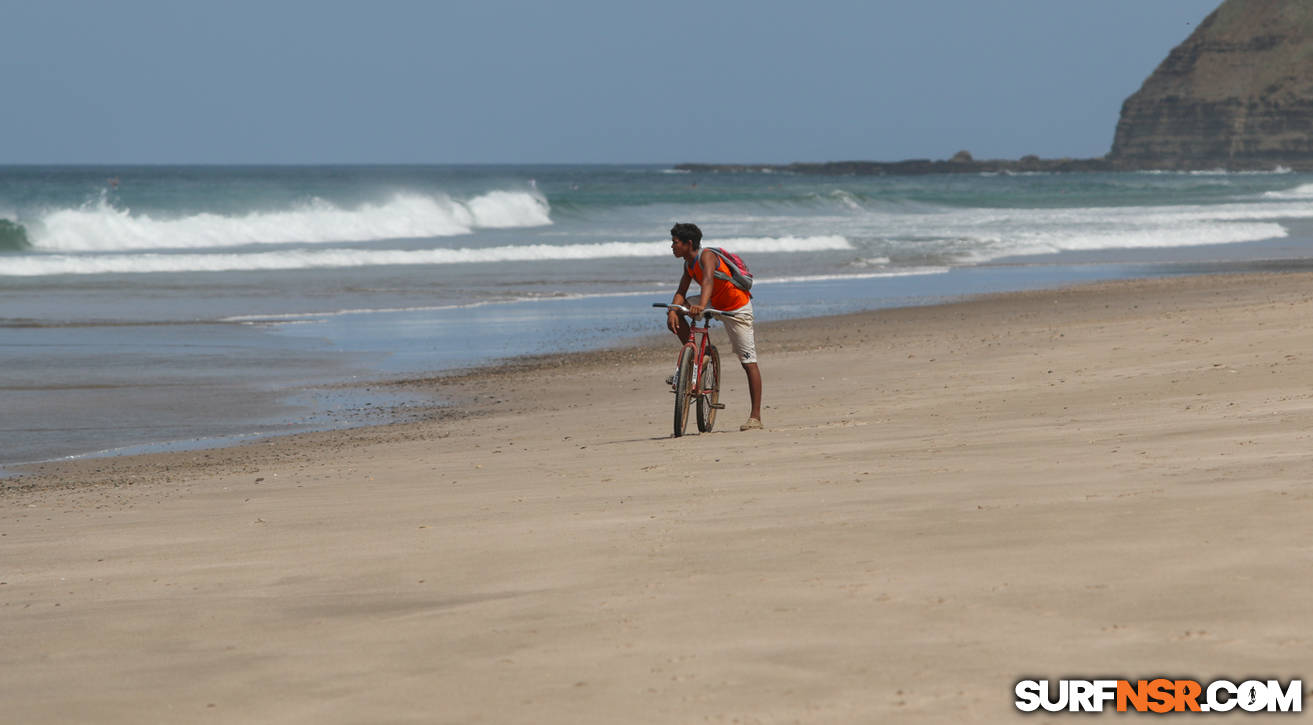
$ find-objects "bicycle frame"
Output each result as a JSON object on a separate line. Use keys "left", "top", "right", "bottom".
{"left": 654, "top": 303, "right": 734, "bottom": 389}
{"left": 682, "top": 317, "right": 712, "bottom": 390}
{"left": 654, "top": 303, "right": 735, "bottom": 435}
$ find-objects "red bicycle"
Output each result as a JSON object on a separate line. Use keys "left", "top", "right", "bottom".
{"left": 653, "top": 303, "right": 733, "bottom": 436}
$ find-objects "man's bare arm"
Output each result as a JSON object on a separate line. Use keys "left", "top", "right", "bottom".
{"left": 669, "top": 270, "right": 693, "bottom": 333}
{"left": 689, "top": 250, "right": 717, "bottom": 315}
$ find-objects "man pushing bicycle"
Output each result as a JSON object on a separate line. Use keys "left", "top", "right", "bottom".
{"left": 666, "top": 222, "right": 764, "bottom": 431}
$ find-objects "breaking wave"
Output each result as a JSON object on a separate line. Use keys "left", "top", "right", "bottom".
{"left": 25, "top": 190, "right": 552, "bottom": 252}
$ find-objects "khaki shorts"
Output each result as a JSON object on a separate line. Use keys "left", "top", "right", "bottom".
{"left": 715, "top": 302, "right": 757, "bottom": 365}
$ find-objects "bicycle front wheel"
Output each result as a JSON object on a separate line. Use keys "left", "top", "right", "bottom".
{"left": 697, "top": 344, "right": 720, "bottom": 432}
{"left": 672, "top": 345, "right": 696, "bottom": 437}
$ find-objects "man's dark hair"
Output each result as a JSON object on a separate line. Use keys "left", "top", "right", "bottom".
{"left": 670, "top": 222, "right": 702, "bottom": 249}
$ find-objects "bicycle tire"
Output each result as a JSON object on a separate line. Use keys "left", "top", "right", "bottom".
{"left": 697, "top": 344, "right": 720, "bottom": 432}
{"left": 672, "top": 345, "right": 696, "bottom": 437}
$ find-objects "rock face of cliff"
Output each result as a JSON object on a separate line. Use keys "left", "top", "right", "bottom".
{"left": 1110, "top": 0, "right": 1313, "bottom": 169}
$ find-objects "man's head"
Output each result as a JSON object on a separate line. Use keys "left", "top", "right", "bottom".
{"left": 670, "top": 222, "right": 702, "bottom": 250}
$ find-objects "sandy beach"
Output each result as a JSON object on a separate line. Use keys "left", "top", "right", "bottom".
{"left": 4, "top": 271, "right": 1312, "bottom": 723}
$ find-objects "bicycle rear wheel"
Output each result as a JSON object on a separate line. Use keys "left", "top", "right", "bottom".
{"left": 672, "top": 345, "right": 696, "bottom": 437}
{"left": 697, "top": 345, "right": 720, "bottom": 432}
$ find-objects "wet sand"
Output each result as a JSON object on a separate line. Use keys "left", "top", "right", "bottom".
{"left": 4, "top": 272, "right": 1313, "bottom": 723}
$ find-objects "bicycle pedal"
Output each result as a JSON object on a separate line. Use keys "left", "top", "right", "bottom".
{"left": 709, "top": 403, "right": 726, "bottom": 409}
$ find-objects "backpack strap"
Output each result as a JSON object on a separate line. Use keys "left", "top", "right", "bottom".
{"left": 685, "top": 250, "right": 714, "bottom": 278}
{"left": 687, "top": 249, "right": 753, "bottom": 297}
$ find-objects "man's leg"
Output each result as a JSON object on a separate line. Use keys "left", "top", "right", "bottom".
{"left": 743, "top": 362, "right": 762, "bottom": 422}
{"left": 717, "top": 303, "right": 762, "bottom": 430}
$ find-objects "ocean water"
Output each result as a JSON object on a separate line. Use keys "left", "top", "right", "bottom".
{"left": 4, "top": 164, "right": 1313, "bottom": 468}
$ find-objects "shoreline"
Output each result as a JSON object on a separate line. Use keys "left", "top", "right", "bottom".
{"left": 0, "top": 272, "right": 1199, "bottom": 489}
{"left": 6, "top": 268, "right": 1313, "bottom": 722}
{"left": 0, "top": 326, "right": 671, "bottom": 491}
{"left": 2, "top": 266, "right": 1307, "bottom": 492}
{"left": 10, "top": 251, "right": 1307, "bottom": 478}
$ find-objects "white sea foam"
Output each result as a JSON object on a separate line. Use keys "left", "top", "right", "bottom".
{"left": 1262, "top": 183, "right": 1313, "bottom": 199}
{"left": 848, "top": 257, "right": 892, "bottom": 267}
{"left": 27, "top": 190, "right": 552, "bottom": 252}
{"left": 983, "top": 222, "right": 1289, "bottom": 260}
{"left": 823, "top": 200, "right": 1304, "bottom": 263}
{"left": 762, "top": 268, "right": 951, "bottom": 284}
{"left": 0, "top": 235, "right": 854, "bottom": 277}
{"left": 462, "top": 190, "right": 552, "bottom": 228}
{"left": 1138, "top": 167, "right": 1294, "bottom": 175}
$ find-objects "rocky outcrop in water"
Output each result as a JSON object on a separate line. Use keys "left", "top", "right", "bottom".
{"left": 674, "top": 157, "right": 1117, "bottom": 176}
{"left": 1109, "top": 0, "right": 1313, "bottom": 170}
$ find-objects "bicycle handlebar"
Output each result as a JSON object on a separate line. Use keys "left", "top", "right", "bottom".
{"left": 652, "top": 302, "right": 738, "bottom": 318}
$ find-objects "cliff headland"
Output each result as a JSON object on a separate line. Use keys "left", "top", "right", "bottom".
{"left": 681, "top": 0, "right": 1313, "bottom": 176}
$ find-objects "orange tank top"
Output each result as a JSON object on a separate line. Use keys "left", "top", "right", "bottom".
{"left": 686, "top": 251, "right": 751, "bottom": 312}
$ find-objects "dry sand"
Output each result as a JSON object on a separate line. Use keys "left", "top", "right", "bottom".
{"left": 4, "top": 272, "right": 1312, "bottom": 723}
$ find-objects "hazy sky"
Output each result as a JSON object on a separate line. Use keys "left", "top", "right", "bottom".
{"left": 2, "top": 0, "right": 1221, "bottom": 164}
